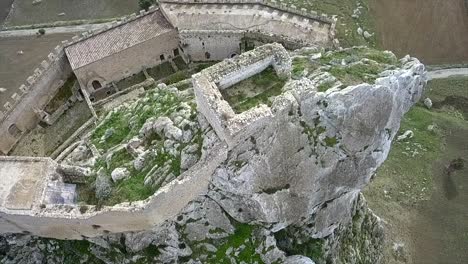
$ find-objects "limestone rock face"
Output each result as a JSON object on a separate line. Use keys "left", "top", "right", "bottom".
{"left": 208, "top": 56, "right": 426, "bottom": 237}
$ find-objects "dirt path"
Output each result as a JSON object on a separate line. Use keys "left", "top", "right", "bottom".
{"left": 0, "top": 22, "right": 111, "bottom": 38}
{"left": 427, "top": 68, "right": 468, "bottom": 80}
{"left": 370, "top": 0, "right": 468, "bottom": 64}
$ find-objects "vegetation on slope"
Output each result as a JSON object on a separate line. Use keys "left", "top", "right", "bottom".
{"left": 78, "top": 87, "right": 202, "bottom": 206}
{"left": 285, "top": 0, "right": 377, "bottom": 47}
{"left": 364, "top": 77, "right": 468, "bottom": 262}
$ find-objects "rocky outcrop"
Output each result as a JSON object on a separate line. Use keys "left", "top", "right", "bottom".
{"left": 0, "top": 47, "right": 426, "bottom": 263}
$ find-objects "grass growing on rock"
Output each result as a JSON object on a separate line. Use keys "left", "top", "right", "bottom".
{"left": 284, "top": 0, "right": 377, "bottom": 47}
{"left": 186, "top": 221, "right": 264, "bottom": 264}
{"left": 292, "top": 47, "right": 398, "bottom": 89}
{"left": 83, "top": 87, "right": 202, "bottom": 206}
{"left": 221, "top": 66, "right": 286, "bottom": 113}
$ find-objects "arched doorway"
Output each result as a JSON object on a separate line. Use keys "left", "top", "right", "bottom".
{"left": 91, "top": 80, "right": 102, "bottom": 90}
{"left": 8, "top": 124, "right": 22, "bottom": 138}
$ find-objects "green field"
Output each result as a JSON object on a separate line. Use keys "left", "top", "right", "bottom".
{"left": 364, "top": 77, "right": 468, "bottom": 263}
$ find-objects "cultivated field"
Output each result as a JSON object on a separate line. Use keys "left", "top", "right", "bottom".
{"left": 4, "top": 0, "right": 139, "bottom": 27}
{"left": 0, "top": 0, "right": 14, "bottom": 26}
{"left": 370, "top": 0, "right": 468, "bottom": 65}
{"left": 0, "top": 33, "right": 73, "bottom": 107}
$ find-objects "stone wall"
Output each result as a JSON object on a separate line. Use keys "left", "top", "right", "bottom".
{"left": 0, "top": 142, "right": 227, "bottom": 240}
{"left": 72, "top": 30, "right": 179, "bottom": 94}
{"left": 179, "top": 30, "right": 244, "bottom": 61}
{"left": 192, "top": 43, "right": 291, "bottom": 148}
{"left": 160, "top": 0, "right": 336, "bottom": 62}
{"left": 0, "top": 48, "right": 73, "bottom": 155}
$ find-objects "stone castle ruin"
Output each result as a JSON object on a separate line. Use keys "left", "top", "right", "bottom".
{"left": 0, "top": 0, "right": 426, "bottom": 253}
{"left": 0, "top": 0, "right": 336, "bottom": 155}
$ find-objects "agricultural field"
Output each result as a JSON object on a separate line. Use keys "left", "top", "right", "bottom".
{"left": 0, "top": 33, "right": 73, "bottom": 107}
{"left": 364, "top": 77, "right": 468, "bottom": 263}
{"left": 4, "top": 0, "right": 139, "bottom": 27}
{"left": 370, "top": 0, "right": 468, "bottom": 65}
{"left": 0, "top": 0, "right": 14, "bottom": 26}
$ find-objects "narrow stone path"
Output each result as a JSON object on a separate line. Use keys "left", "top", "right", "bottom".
{"left": 427, "top": 68, "right": 468, "bottom": 80}
{"left": 0, "top": 22, "right": 111, "bottom": 38}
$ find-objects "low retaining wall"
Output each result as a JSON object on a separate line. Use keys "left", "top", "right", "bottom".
{"left": 0, "top": 142, "right": 227, "bottom": 239}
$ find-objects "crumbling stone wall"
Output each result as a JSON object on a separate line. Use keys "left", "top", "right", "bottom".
{"left": 192, "top": 43, "right": 291, "bottom": 147}
{"left": 0, "top": 47, "right": 72, "bottom": 155}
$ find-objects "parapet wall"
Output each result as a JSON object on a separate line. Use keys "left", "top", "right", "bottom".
{"left": 0, "top": 47, "right": 72, "bottom": 155}
{"left": 0, "top": 142, "right": 227, "bottom": 240}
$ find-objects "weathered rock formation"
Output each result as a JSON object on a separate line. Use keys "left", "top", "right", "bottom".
{"left": 0, "top": 46, "right": 426, "bottom": 263}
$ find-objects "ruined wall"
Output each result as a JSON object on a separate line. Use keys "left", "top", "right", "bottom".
{"left": 0, "top": 48, "right": 73, "bottom": 155}
{"left": 192, "top": 43, "right": 291, "bottom": 147}
{"left": 73, "top": 30, "right": 179, "bottom": 94}
{"left": 0, "top": 143, "right": 227, "bottom": 240}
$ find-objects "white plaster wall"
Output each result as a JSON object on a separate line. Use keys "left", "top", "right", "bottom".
{"left": 218, "top": 57, "right": 272, "bottom": 89}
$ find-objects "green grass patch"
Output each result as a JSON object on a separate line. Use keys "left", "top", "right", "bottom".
{"left": 274, "top": 228, "right": 324, "bottom": 261}
{"left": 44, "top": 74, "right": 76, "bottom": 113}
{"left": 328, "top": 61, "right": 384, "bottom": 86}
{"left": 116, "top": 71, "right": 147, "bottom": 90}
{"left": 282, "top": 0, "right": 377, "bottom": 48}
{"left": 222, "top": 66, "right": 286, "bottom": 113}
{"left": 174, "top": 56, "right": 188, "bottom": 70}
{"left": 147, "top": 61, "right": 175, "bottom": 80}
{"left": 165, "top": 71, "right": 190, "bottom": 85}
{"left": 366, "top": 77, "right": 468, "bottom": 205}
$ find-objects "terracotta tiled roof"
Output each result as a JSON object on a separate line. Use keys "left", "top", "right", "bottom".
{"left": 65, "top": 10, "right": 175, "bottom": 70}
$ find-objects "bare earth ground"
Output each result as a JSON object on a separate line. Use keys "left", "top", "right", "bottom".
{"left": 0, "top": 0, "right": 14, "bottom": 26}
{"left": 11, "top": 101, "right": 92, "bottom": 157}
{"left": 365, "top": 77, "right": 468, "bottom": 264}
{"left": 4, "top": 0, "right": 139, "bottom": 27}
{"left": 0, "top": 33, "right": 73, "bottom": 107}
{"left": 370, "top": 0, "right": 468, "bottom": 65}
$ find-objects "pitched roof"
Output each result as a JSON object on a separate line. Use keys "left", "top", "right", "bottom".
{"left": 65, "top": 10, "right": 175, "bottom": 70}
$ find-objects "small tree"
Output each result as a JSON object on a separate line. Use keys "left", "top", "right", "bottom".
{"left": 138, "top": 0, "right": 155, "bottom": 11}
{"left": 38, "top": 28, "right": 46, "bottom": 35}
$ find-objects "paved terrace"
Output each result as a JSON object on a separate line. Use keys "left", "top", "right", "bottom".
{"left": 0, "top": 157, "right": 52, "bottom": 211}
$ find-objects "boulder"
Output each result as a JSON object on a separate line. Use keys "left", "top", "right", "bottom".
{"left": 397, "top": 130, "right": 414, "bottom": 141}
{"left": 424, "top": 97, "right": 432, "bottom": 109}
{"left": 111, "top": 167, "right": 130, "bottom": 182}
{"left": 165, "top": 125, "right": 183, "bottom": 141}
{"left": 95, "top": 168, "right": 112, "bottom": 200}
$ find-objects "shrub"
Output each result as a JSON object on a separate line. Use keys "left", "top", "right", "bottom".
{"left": 38, "top": 28, "right": 46, "bottom": 35}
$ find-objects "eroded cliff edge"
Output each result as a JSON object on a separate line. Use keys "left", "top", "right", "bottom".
{"left": 0, "top": 47, "right": 426, "bottom": 264}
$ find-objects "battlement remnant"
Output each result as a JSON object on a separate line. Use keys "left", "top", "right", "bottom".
{"left": 192, "top": 43, "right": 291, "bottom": 147}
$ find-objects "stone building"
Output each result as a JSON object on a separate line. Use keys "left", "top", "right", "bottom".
{"left": 64, "top": 10, "right": 180, "bottom": 99}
